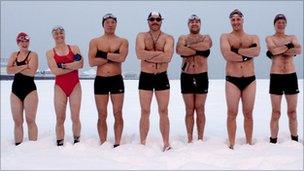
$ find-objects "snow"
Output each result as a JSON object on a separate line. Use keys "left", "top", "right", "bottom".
{"left": 1, "top": 79, "right": 303, "bottom": 170}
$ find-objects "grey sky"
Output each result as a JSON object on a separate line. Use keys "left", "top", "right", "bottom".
{"left": 1, "top": 1, "right": 303, "bottom": 79}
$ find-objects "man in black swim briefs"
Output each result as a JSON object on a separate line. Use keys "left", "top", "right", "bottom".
{"left": 135, "top": 12, "right": 174, "bottom": 151}
{"left": 220, "top": 9, "right": 260, "bottom": 149}
{"left": 176, "top": 14, "right": 212, "bottom": 143}
{"left": 265, "top": 14, "right": 302, "bottom": 143}
{"left": 88, "top": 13, "right": 129, "bottom": 148}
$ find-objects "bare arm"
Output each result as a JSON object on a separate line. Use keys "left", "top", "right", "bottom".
{"left": 107, "top": 39, "right": 129, "bottom": 63}
{"left": 63, "top": 45, "right": 83, "bottom": 70}
{"left": 238, "top": 35, "right": 260, "bottom": 58}
{"left": 220, "top": 34, "right": 243, "bottom": 62}
{"left": 46, "top": 50, "right": 73, "bottom": 76}
{"left": 266, "top": 36, "right": 288, "bottom": 55}
{"left": 176, "top": 35, "right": 196, "bottom": 57}
{"left": 146, "top": 36, "right": 174, "bottom": 63}
{"left": 188, "top": 35, "right": 212, "bottom": 51}
{"left": 6, "top": 52, "right": 27, "bottom": 74}
{"left": 88, "top": 39, "right": 108, "bottom": 67}
{"left": 19, "top": 52, "right": 39, "bottom": 75}
{"left": 283, "top": 35, "right": 302, "bottom": 56}
{"left": 135, "top": 33, "right": 162, "bottom": 60}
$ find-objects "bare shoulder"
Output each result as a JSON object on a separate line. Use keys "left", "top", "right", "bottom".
{"left": 10, "top": 51, "right": 18, "bottom": 58}
{"left": 70, "top": 45, "right": 80, "bottom": 53}
{"left": 162, "top": 33, "right": 174, "bottom": 41}
{"left": 265, "top": 35, "right": 275, "bottom": 41}
{"left": 288, "top": 34, "right": 297, "bottom": 39}
{"left": 137, "top": 32, "right": 146, "bottom": 37}
{"left": 118, "top": 37, "right": 129, "bottom": 44}
{"left": 29, "top": 51, "right": 38, "bottom": 58}
{"left": 220, "top": 33, "right": 229, "bottom": 39}
{"left": 46, "top": 49, "right": 54, "bottom": 58}
{"left": 89, "top": 37, "right": 99, "bottom": 45}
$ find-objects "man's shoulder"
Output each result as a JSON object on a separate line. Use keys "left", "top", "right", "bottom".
{"left": 162, "top": 32, "right": 174, "bottom": 40}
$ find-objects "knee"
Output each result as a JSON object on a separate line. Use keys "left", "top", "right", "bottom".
{"left": 114, "top": 111, "right": 123, "bottom": 122}
{"left": 158, "top": 108, "right": 168, "bottom": 115}
{"left": 56, "top": 116, "right": 65, "bottom": 125}
{"left": 14, "top": 120, "right": 23, "bottom": 128}
{"left": 185, "top": 107, "right": 194, "bottom": 115}
{"left": 227, "top": 110, "right": 238, "bottom": 121}
{"left": 25, "top": 116, "right": 36, "bottom": 125}
{"left": 141, "top": 108, "right": 150, "bottom": 117}
{"left": 195, "top": 105, "right": 204, "bottom": 113}
{"left": 287, "top": 110, "right": 297, "bottom": 120}
{"left": 98, "top": 113, "right": 107, "bottom": 121}
{"left": 271, "top": 110, "right": 281, "bottom": 121}
{"left": 243, "top": 109, "right": 253, "bottom": 121}
{"left": 71, "top": 115, "right": 80, "bottom": 124}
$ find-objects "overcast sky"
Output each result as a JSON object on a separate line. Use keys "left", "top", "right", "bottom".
{"left": 1, "top": 1, "right": 303, "bottom": 79}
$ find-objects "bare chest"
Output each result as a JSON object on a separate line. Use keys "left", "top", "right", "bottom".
{"left": 144, "top": 34, "right": 166, "bottom": 51}
{"left": 228, "top": 35, "right": 253, "bottom": 49}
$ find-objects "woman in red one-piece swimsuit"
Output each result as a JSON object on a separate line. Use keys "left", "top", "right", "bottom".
{"left": 46, "top": 26, "right": 83, "bottom": 146}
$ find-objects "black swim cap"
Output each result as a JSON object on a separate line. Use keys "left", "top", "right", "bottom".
{"left": 102, "top": 13, "right": 117, "bottom": 26}
{"left": 229, "top": 9, "right": 244, "bottom": 18}
{"left": 273, "top": 14, "right": 287, "bottom": 25}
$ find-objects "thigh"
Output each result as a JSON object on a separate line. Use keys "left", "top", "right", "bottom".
{"left": 241, "top": 81, "right": 256, "bottom": 112}
{"left": 110, "top": 93, "right": 124, "bottom": 112}
{"left": 285, "top": 94, "right": 298, "bottom": 111}
{"left": 139, "top": 90, "right": 153, "bottom": 110}
{"left": 54, "top": 85, "right": 68, "bottom": 117}
{"left": 95, "top": 94, "right": 109, "bottom": 116}
{"left": 194, "top": 94, "right": 207, "bottom": 109}
{"left": 10, "top": 93, "right": 24, "bottom": 123}
{"left": 270, "top": 94, "right": 283, "bottom": 111}
{"left": 225, "top": 81, "right": 241, "bottom": 112}
{"left": 155, "top": 90, "right": 170, "bottom": 110}
{"left": 69, "top": 83, "right": 82, "bottom": 116}
{"left": 23, "top": 90, "right": 38, "bottom": 120}
{"left": 182, "top": 94, "right": 195, "bottom": 110}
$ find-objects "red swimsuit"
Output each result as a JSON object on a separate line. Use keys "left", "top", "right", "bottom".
{"left": 53, "top": 45, "right": 80, "bottom": 97}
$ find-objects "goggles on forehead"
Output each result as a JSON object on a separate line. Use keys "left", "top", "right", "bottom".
{"left": 102, "top": 13, "right": 117, "bottom": 26}
{"left": 188, "top": 14, "right": 201, "bottom": 22}
{"left": 52, "top": 25, "right": 65, "bottom": 32}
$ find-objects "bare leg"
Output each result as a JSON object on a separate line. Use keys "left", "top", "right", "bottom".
{"left": 270, "top": 95, "right": 282, "bottom": 139}
{"left": 182, "top": 94, "right": 195, "bottom": 143}
{"left": 139, "top": 90, "right": 153, "bottom": 145}
{"left": 54, "top": 86, "right": 67, "bottom": 141}
{"left": 195, "top": 94, "right": 207, "bottom": 141}
{"left": 24, "top": 90, "right": 38, "bottom": 141}
{"left": 110, "top": 93, "right": 124, "bottom": 145}
{"left": 241, "top": 81, "right": 256, "bottom": 145}
{"left": 10, "top": 93, "right": 24, "bottom": 144}
{"left": 225, "top": 81, "right": 241, "bottom": 148}
{"left": 285, "top": 94, "right": 298, "bottom": 137}
{"left": 95, "top": 94, "right": 109, "bottom": 144}
{"left": 69, "top": 84, "right": 82, "bottom": 141}
{"left": 155, "top": 90, "right": 170, "bottom": 149}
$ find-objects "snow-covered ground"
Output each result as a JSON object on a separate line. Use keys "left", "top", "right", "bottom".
{"left": 1, "top": 79, "right": 303, "bottom": 170}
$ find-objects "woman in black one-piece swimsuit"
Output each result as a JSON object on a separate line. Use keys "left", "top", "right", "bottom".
{"left": 6, "top": 32, "right": 39, "bottom": 146}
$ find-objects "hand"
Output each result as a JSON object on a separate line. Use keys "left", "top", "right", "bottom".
{"left": 231, "top": 47, "right": 239, "bottom": 54}
{"left": 285, "top": 43, "right": 294, "bottom": 49}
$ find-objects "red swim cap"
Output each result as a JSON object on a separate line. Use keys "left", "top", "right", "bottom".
{"left": 16, "top": 32, "right": 30, "bottom": 44}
